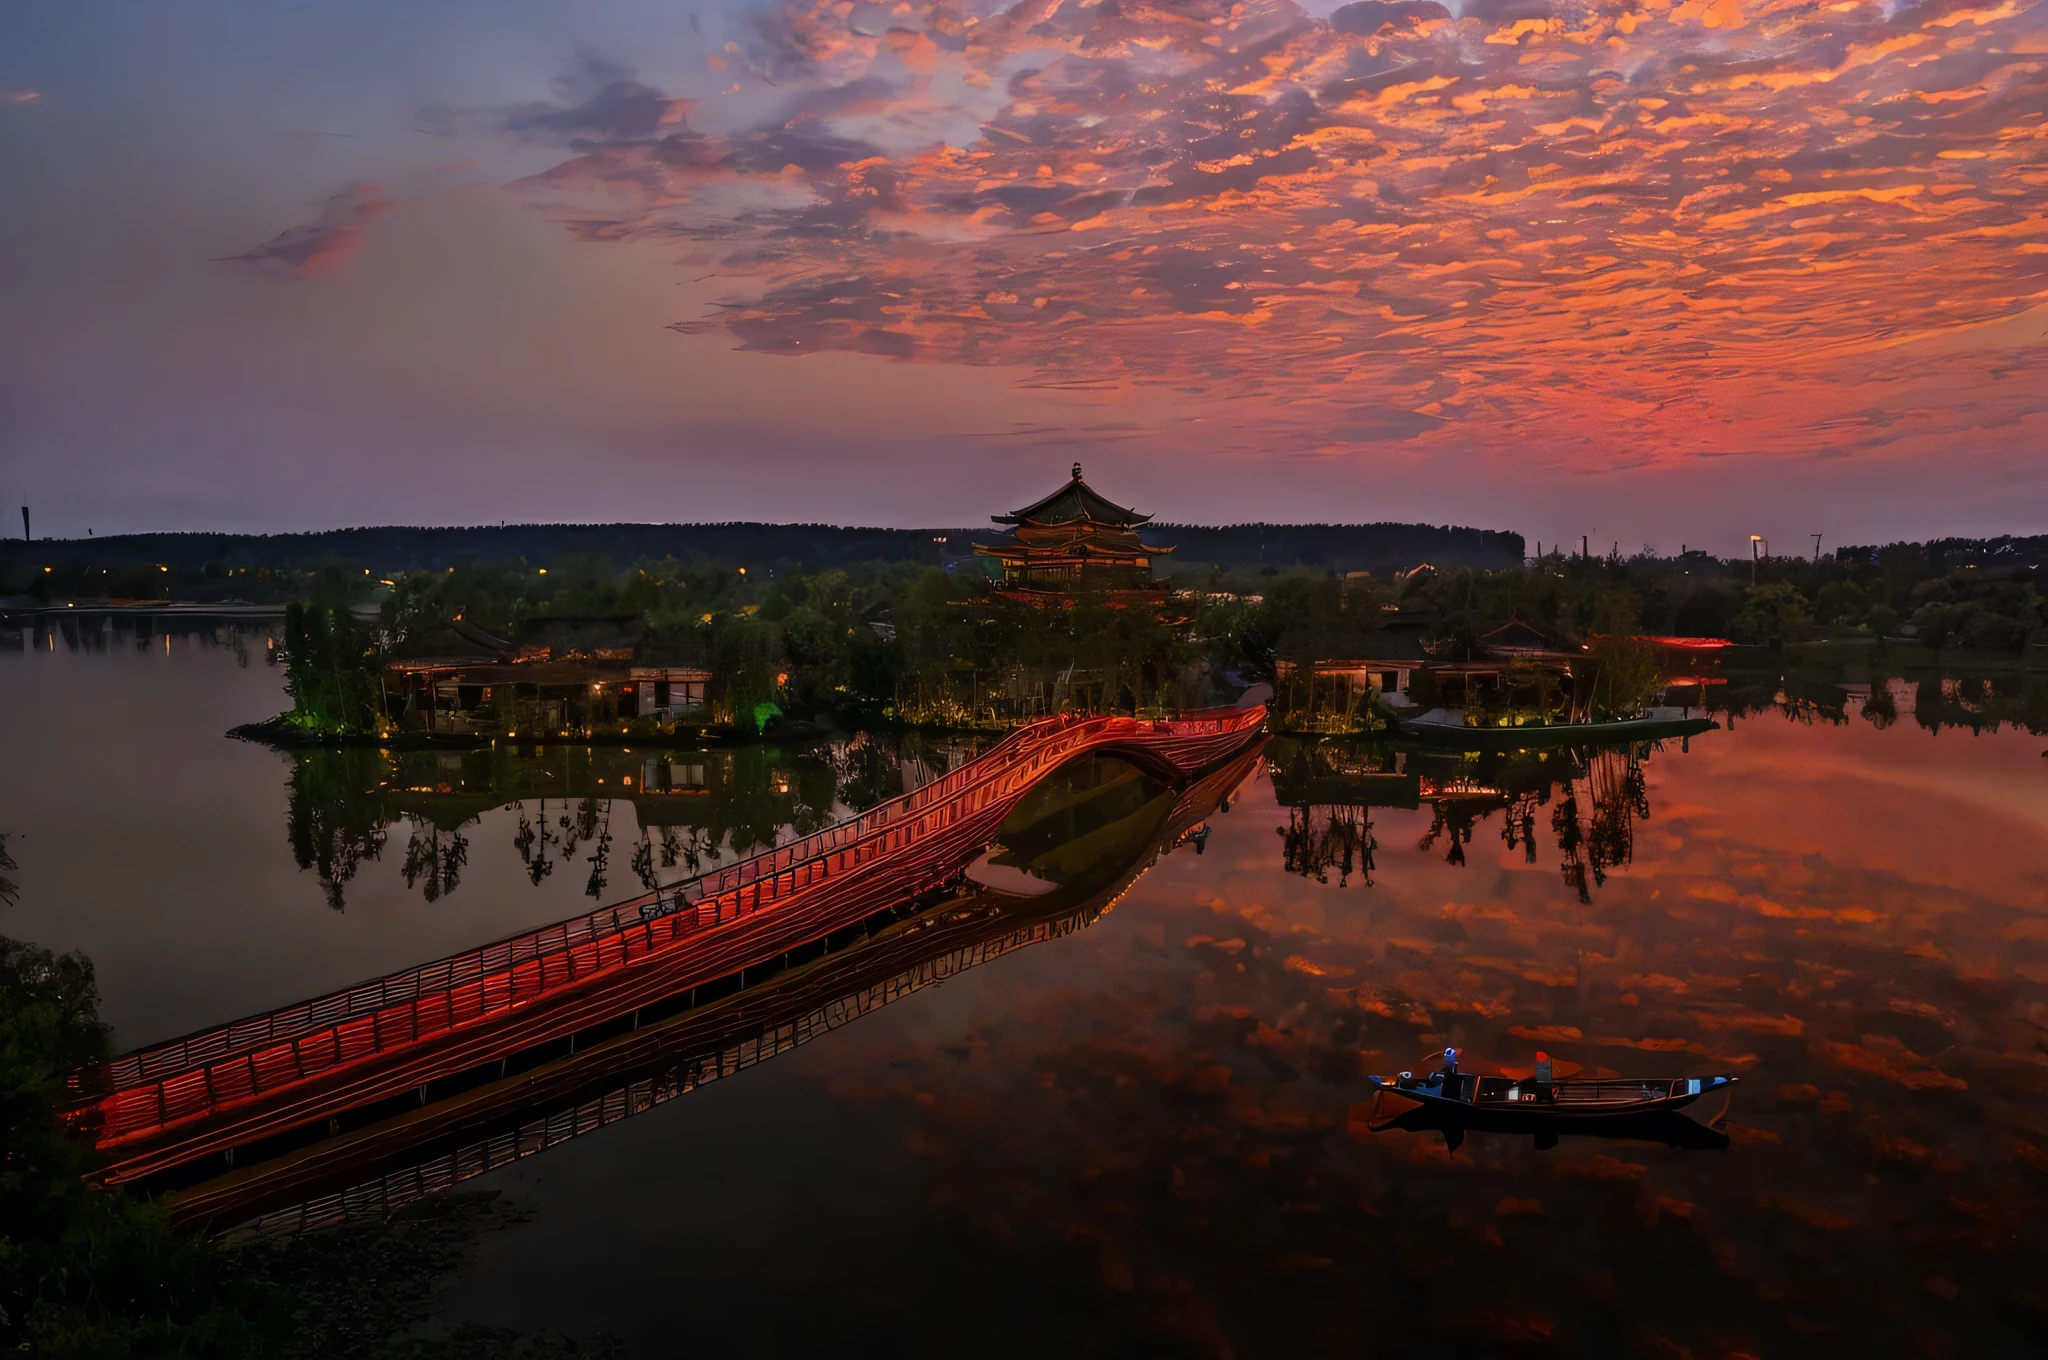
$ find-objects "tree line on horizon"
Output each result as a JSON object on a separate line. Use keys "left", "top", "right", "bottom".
{"left": 0, "top": 518, "right": 1526, "bottom": 595}
{"left": 251, "top": 532, "right": 2047, "bottom": 742}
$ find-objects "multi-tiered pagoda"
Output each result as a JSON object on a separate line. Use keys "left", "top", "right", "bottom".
{"left": 975, "top": 464, "right": 1172, "bottom": 594}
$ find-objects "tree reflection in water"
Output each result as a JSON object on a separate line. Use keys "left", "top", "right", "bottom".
{"left": 284, "top": 749, "right": 389, "bottom": 912}
{"left": 581, "top": 799, "right": 612, "bottom": 901}
{"left": 1500, "top": 793, "right": 1539, "bottom": 864}
{"left": 1271, "top": 738, "right": 1659, "bottom": 902}
{"left": 278, "top": 741, "right": 897, "bottom": 909}
{"left": 1278, "top": 806, "right": 1375, "bottom": 886}
{"left": 1553, "top": 748, "right": 1650, "bottom": 903}
{"left": 1711, "top": 667, "right": 2048, "bottom": 736}
{"left": 285, "top": 730, "right": 1684, "bottom": 911}
{"left": 398, "top": 821, "right": 469, "bottom": 903}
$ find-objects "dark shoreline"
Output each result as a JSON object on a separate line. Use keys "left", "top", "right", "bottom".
{"left": 225, "top": 714, "right": 818, "bottom": 752}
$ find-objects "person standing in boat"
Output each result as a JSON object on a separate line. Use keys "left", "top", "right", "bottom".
{"left": 1435, "top": 1047, "right": 1459, "bottom": 1099}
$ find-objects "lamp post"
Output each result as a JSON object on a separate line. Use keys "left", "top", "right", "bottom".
{"left": 1750, "top": 535, "right": 1762, "bottom": 587}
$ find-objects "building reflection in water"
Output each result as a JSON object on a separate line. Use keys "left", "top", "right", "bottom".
{"left": 279, "top": 730, "right": 975, "bottom": 910}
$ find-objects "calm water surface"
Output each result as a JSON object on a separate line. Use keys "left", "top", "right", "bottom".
{"left": 5, "top": 633, "right": 2048, "bottom": 1357}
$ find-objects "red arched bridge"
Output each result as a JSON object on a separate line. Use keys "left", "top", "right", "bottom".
{"left": 66, "top": 705, "right": 1265, "bottom": 1184}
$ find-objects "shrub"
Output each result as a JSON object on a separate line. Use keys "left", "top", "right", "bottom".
{"left": 1731, "top": 582, "right": 1814, "bottom": 648}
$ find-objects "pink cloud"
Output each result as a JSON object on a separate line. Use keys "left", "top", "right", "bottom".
{"left": 479, "top": 0, "right": 2048, "bottom": 465}
{"left": 224, "top": 182, "right": 395, "bottom": 280}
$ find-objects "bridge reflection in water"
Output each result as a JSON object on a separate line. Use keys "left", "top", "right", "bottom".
{"left": 65, "top": 709, "right": 1266, "bottom": 1237}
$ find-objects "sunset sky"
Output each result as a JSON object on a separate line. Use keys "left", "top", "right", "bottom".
{"left": 2, "top": 0, "right": 2044, "bottom": 549}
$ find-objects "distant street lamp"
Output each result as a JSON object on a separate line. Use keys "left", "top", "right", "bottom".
{"left": 1750, "top": 535, "right": 1763, "bottom": 586}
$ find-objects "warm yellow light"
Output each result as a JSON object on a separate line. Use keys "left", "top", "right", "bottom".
{"left": 622, "top": 776, "right": 632, "bottom": 786}
{"left": 737, "top": 567, "right": 746, "bottom": 575}
{"left": 538, "top": 568, "right": 547, "bottom": 575}
{"left": 158, "top": 565, "right": 168, "bottom": 572}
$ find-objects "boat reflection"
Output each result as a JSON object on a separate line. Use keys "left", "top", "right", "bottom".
{"left": 1367, "top": 1096, "right": 1733, "bottom": 1154}
{"left": 170, "top": 741, "right": 1266, "bottom": 1239}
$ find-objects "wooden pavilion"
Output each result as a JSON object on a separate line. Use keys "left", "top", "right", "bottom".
{"left": 975, "top": 463, "right": 1171, "bottom": 593}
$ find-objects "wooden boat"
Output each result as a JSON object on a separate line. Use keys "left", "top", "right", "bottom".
{"left": 1367, "top": 1049, "right": 1735, "bottom": 1118}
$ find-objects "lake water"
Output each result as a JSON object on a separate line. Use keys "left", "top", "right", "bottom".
{"left": 5, "top": 630, "right": 2048, "bottom": 1356}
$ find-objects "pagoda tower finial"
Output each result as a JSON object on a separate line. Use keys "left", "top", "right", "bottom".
{"left": 1072, "top": 461, "right": 1083, "bottom": 480}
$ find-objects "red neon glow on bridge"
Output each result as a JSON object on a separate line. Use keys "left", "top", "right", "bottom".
{"left": 68, "top": 706, "right": 1265, "bottom": 1181}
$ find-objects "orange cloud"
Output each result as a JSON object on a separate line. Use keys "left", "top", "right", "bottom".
{"left": 485, "top": 0, "right": 2047, "bottom": 464}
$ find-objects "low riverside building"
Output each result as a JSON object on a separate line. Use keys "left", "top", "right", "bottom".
{"left": 627, "top": 666, "right": 713, "bottom": 719}
{"left": 382, "top": 615, "right": 713, "bottom": 736}
{"left": 1272, "top": 655, "right": 1424, "bottom": 733}
{"left": 384, "top": 658, "right": 630, "bottom": 736}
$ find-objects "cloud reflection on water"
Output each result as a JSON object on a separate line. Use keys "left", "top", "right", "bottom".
{"left": 802, "top": 717, "right": 2048, "bottom": 1353}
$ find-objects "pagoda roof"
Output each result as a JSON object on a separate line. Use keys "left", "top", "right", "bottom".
{"left": 975, "top": 541, "right": 1166, "bottom": 563}
{"left": 993, "top": 463, "right": 1152, "bottom": 528}
{"left": 1010, "top": 522, "right": 1165, "bottom": 554}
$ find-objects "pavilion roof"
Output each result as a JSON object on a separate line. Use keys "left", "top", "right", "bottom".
{"left": 993, "top": 463, "right": 1152, "bottom": 528}
{"left": 1479, "top": 617, "right": 1558, "bottom": 651}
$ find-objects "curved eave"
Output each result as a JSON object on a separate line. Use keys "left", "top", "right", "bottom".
{"left": 991, "top": 476, "right": 1153, "bottom": 528}
{"left": 975, "top": 539, "right": 1171, "bottom": 558}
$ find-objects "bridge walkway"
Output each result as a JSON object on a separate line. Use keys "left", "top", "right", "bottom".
{"left": 67, "top": 706, "right": 1264, "bottom": 1177}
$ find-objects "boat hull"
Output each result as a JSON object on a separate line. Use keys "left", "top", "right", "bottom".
{"left": 1372, "top": 1083, "right": 1712, "bottom": 1118}
{"left": 1362, "top": 1074, "right": 1738, "bottom": 1151}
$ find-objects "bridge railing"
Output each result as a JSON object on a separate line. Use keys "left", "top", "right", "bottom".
{"left": 70, "top": 707, "right": 1263, "bottom": 1137}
